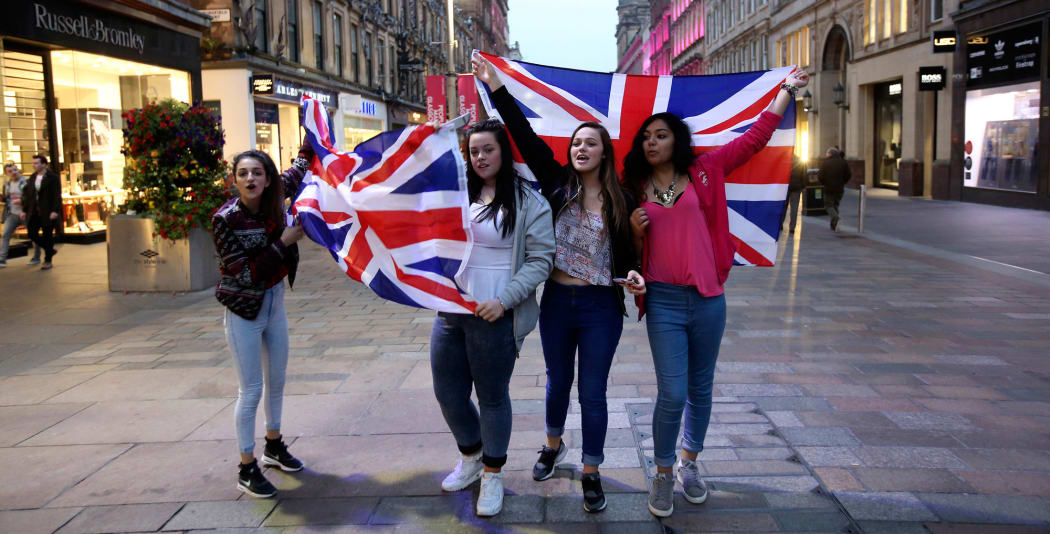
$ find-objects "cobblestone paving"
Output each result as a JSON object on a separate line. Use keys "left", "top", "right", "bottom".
{"left": 0, "top": 215, "right": 1048, "bottom": 533}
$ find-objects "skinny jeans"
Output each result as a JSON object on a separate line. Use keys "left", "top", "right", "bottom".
{"left": 224, "top": 283, "right": 289, "bottom": 455}
{"left": 645, "top": 282, "right": 726, "bottom": 468}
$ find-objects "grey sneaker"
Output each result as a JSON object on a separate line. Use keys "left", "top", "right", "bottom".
{"left": 28, "top": 257, "right": 40, "bottom": 265}
{"left": 677, "top": 458, "right": 708, "bottom": 504}
{"left": 647, "top": 471, "right": 674, "bottom": 517}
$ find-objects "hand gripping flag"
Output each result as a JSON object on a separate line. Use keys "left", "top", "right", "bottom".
{"left": 293, "top": 95, "right": 477, "bottom": 313}
{"left": 474, "top": 51, "right": 796, "bottom": 267}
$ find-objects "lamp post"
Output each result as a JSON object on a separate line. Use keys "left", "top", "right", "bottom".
{"left": 445, "top": 0, "right": 456, "bottom": 122}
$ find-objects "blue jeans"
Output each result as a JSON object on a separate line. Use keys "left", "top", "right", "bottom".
{"left": 224, "top": 283, "right": 289, "bottom": 455}
{"left": 645, "top": 282, "right": 726, "bottom": 468}
{"left": 539, "top": 280, "right": 623, "bottom": 466}
{"left": 430, "top": 311, "right": 517, "bottom": 468}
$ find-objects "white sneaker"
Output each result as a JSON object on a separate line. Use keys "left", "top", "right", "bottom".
{"left": 476, "top": 471, "right": 504, "bottom": 517}
{"left": 441, "top": 451, "right": 483, "bottom": 492}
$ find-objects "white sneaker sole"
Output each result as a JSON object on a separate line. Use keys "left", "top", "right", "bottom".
{"left": 261, "top": 455, "right": 304, "bottom": 472}
{"left": 237, "top": 482, "right": 276, "bottom": 498}
{"left": 476, "top": 496, "right": 503, "bottom": 517}
{"left": 647, "top": 500, "right": 673, "bottom": 517}
{"left": 677, "top": 471, "right": 708, "bottom": 504}
{"left": 441, "top": 467, "right": 483, "bottom": 492}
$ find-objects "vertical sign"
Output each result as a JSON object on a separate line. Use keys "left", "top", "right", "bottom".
{"left": 457, "top": 74, "right": 479, "bottom": 123}
{"left": 426, "top": 75, "right": 446, "bottom": 122}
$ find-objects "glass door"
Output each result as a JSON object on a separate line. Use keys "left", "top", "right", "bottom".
{"left": 874, "top": 80, "right": 903, "bottom": 188}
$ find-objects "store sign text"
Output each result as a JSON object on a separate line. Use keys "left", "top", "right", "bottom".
{"left": 33, "top": 3, "right": 144, "bottom": 54}
{"left": 919, "top": 66, "right": 946, "bottom": 91}
{"left": 966, "top": 22, "right": 1042, "bottom": 89}
{"left": 888, "top": 83, "right": 902, "bottom": 95}
{"left": 932, "top": 31, "right": 957, "bottom": 53}
{"left": 359, "top": 100, "right": 377, "bottom": 115}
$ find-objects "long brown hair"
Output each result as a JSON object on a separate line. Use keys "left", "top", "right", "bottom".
{"left": 232, "top": 150, "right": 285, "bottom": 228}
{"left": 566, "top": 122, "right": 629, "bottom": 241}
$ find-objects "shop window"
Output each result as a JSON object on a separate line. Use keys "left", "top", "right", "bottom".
{"left": 865, "top": 0, "right": 876, "bottom": 45}
{"left": 47, "top": 50, "right": 189, "bottom": 235}
{"left": 963, "top": 81, "right": 1040, "bottom": 193}
{"left": 334, "top": 13, "right": 343, "bottom": 77}
{"left": 313, "top": 1, "right": 324, "bottom": 71}
{"left": 344, "top": 115, "right": 384, "bottom": 149}
{"left": 287, "top": 0, "right": 300, "bottom": 63}
{"left": 0, "top": 50, "right": 48, "bottom": 171}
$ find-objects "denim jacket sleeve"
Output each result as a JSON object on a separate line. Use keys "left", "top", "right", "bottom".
{"left": 497, "top": 188, "right": 554, "bottom": 309}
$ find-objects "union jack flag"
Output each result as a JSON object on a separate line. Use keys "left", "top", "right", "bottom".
{"left": 474, "top": 51, "right": 796, "bottom": 267}
{"left": 292, "top": 95, "right": 477, "bottom": 313}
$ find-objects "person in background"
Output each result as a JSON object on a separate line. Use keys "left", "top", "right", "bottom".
{"left": 22, "top": 154, "right": 61, "bottom": 270}
{"left": 213, "top": 147, "right": 311, "bottom": 499}
{"left": 1, "top": 163, "right": 33, "bottom": 267}
{"left": 818, "top": 147, "right": 851, "bottom": 231}
{"left": 782, "top": 155, "right": 806, "bottom": 234}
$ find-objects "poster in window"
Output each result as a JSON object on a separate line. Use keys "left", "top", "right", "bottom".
{"left": 87, "top": 111, "right": 112, "bottom": 162}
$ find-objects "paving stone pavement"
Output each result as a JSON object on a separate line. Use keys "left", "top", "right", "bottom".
{"left": 0, "top": 212, "right": 1048, "bottom": 534}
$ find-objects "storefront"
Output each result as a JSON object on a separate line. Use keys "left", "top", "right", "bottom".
{"left": 251, "top": 74, "right": 337, "bottom": 166}
{"left": 0, "top": 0, "right": 205, "bottom": 241}
{"left": 340, "top": 92, "right": 386, "bottom": 150}
{"left": 950, "top": 4, "right": 1049, "bottom": 211}
{"left": 874, "top": 80, "right": 904, "bottom": 189}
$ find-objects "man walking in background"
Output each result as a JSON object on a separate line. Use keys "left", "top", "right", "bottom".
{"left": 818, "top": 147, "right": 851, "bottom": 231}
{"left": 23, "top": 154, "right": 61, "bottom": 270}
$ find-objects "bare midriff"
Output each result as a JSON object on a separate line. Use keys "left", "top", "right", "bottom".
{"left": 550, "top": 268, "right": 591, "bottom": 286}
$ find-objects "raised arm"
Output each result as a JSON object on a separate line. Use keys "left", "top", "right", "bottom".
{"left": 281, "top": 144, "right": 314, "bottom": 201}
{"left": 472, "top": 55, "right": 568, "bottom": 194}
{"left": 705, "top": 70, "right": 809, "bottom": 175}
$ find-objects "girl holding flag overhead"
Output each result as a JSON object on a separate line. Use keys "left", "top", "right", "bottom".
{"left": 212, "top": 146, "right": 313, "bottom": 498}
{"left": 473, "top": 55, "right": 646, "bottom": 514}
{"left": 624, "top": 70, "right": 809, "bottom": 517}
{"left": 429, "top": 117, "right": 555, "bottom": 517}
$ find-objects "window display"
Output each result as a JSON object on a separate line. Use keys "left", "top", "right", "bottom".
{"left": 344, "top": 115, "right": 384, "bottom": 150}
{"left": 963, "top": 81, "right": 1039, "bottom": 193}
{"left": 49, "top": 50, "right": 190, "bottom": 235}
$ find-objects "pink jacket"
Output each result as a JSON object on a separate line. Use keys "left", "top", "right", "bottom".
{"left": 637, "top": 110, "right": 783, "bottom": 318}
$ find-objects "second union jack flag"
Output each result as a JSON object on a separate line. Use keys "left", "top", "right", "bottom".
{"left": 293, "top": 95, "right": 477, "bottom": 313}
{"left": 474, "top": 51, "right": 796, "bottom": 267}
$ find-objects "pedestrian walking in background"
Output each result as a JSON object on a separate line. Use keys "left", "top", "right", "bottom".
{"left": 21, "top": 154, "right": 61, "bottom": 270}
{"left": 474, "top": 55, "right": 646, "bottom": 513}
{"left": 1, "top": 162, "right": 35, "bottom": 267}
{"left": 212, "top": 148, "right": 311, "bottom": 498}
{"left": 429, "top": 118, "right": 554, "bottom": 517}
{"left": 819, "top": 147, "right": 852, "bottom": 231}
{"left": 625, "top": 70, "right": 809, "bottom": 518}
{"left": 782, "top": 155, "right": 806, "bottom": 234}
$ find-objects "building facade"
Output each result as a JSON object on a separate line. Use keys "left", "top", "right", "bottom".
{"left": 0, "top": 0, "right": 209, "bottom": 241}
{"left": 701, "top": 0, "right": 1048, "bottom": 210}
{"left": 458, "top": 0, "right": 511, "bottom": 58}
{"left": 616, "top": 0, "right": 650, "bottom": 74}
{"left": 193, "top": 0, "right": 494, "bottom": 164}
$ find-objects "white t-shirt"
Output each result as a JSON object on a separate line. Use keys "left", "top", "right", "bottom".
{"left": 459, "top": 202, "right": 513, "bottom": 310}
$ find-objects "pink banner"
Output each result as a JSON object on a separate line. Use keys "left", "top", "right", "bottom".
{"left": 457, "top": 74, "right": 479, "bottom": 123}
{"left": 426, "top": 75, "right": 446, "bottom": 122}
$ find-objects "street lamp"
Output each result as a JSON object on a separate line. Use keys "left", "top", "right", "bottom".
{"left": 802, "top": 90, "right": 814, "bottom": 113}
{"left": 832, "top": 82, "right": 849, "bottom": 110}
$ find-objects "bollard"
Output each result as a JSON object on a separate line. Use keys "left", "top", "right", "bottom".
{"left": 858, "top": 184, "right": 866, "bottom": 234}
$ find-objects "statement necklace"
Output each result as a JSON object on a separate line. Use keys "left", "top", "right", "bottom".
{"left": 651, "top": 174, "right": 679, "bottom": 205}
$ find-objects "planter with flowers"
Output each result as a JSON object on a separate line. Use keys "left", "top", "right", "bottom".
{"left": 107, "top": 99, "right": 229, "bottom": 292}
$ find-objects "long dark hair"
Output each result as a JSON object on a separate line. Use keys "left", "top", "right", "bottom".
{"left": 466, "top": 119, "right": 524, "bottom": 238}
{"left": 232, "top": 150, "right": 285, "bottom": 228}
{"left": 566, "top": 122, "right": 629, "bottom": 242}
{"left": 622, "top": 112, "right": 695, "bottom": 201}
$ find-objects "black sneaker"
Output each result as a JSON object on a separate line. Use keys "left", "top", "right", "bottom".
{"left": 262, "top": 436, "right": 304, "bottom": 472}
{"left": 237, "top": 459, "right": 277, "bottom": 498}
{"left": 581, "top": 473, "right": 607, "bottom": 513}
{"left": 532, "top": 440, "right": 567, "bottom": 481}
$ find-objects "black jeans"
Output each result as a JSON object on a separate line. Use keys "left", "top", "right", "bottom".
{"left": 430, "top": 311, "right": 517, "bottom": 468}
{"left": 27, "top": 213, "right": 55, "bottom": 261}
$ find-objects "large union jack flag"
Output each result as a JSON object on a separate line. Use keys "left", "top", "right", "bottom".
{"left": 474, "top": 51, "right": 796, "bottom": 267}
{"left": 292, "top": 95, "right": 477, "bottom": 313}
